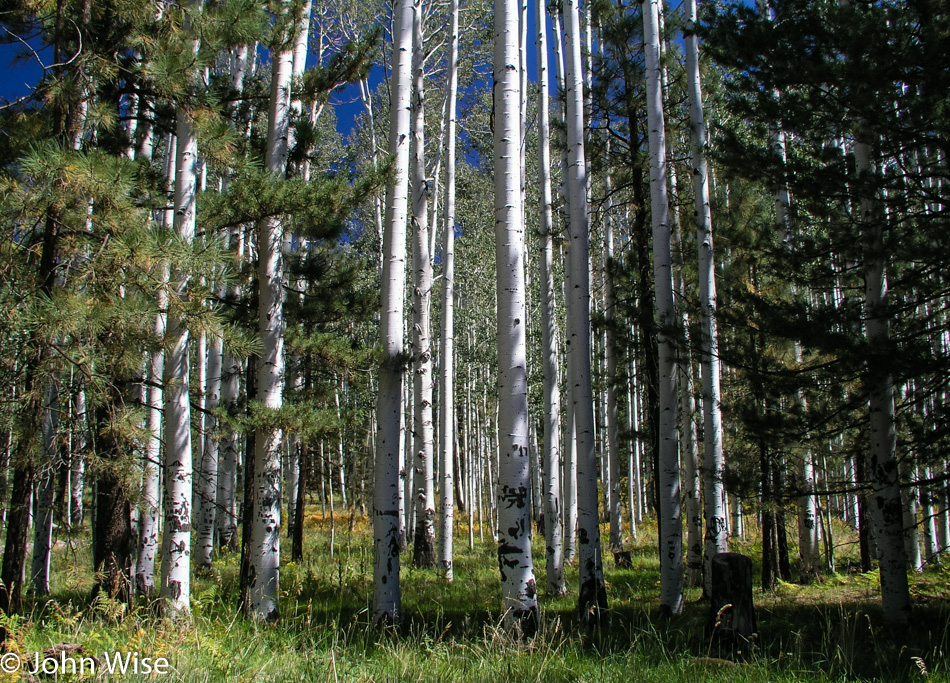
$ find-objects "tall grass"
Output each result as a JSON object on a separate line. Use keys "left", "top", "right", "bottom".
{"left": 2, "top": 507, "right": 947, "bottom": 681}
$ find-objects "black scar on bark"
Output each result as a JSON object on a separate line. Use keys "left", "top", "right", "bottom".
{"left": 499, "top": 485, "right": 529, "bottom": 509}
{"left": 498, "top": 541, "right": 521, "bottom": 569}
{"left": 510, "top": 606, "right": 540, "bottom": 640}
{"left": 578, "top": 567, "right": 610, "bottom": 631}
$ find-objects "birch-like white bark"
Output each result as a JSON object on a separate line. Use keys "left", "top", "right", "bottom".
{"left": 855, "top": 134, "right": 911, "bottom": 625}
{"left": 373, "top": 0, "right": 414, "bottom": 626}
{"left": 69, "top": 389, "right": 86, "bottom": 529}
{"left": 409, "top": 0, "right": 436, "bottom": 568}
{"left": 684, "top": 0, "right": 728, "bottom": 595}
{"left": 137, "top": 280, "right": 165, "bottom": 595}
{"left": 162, "top": 67, "right": 199, "bottom": 619}
{"left": 438, "top": 0, "right": 460, "bottom": 582}
{"left": 536, "top": 0, "right": 564, "bottom": 596}
{"left": 247, "top": 11, "right": 294, "bottom": 619}
{"left": 195, "top": 332, "right": 222, "bottom": 570}
{"left": 643, "top": 0, "right": 682, "bottom": 615}
{"left": 562, "top": 0, "right": 607, "bottom": 625}
{"left": 29, "top": 380, "right": 58, "bottom": 596}
{"left": 494, "top": 0, "right": 538, "bottom": 634}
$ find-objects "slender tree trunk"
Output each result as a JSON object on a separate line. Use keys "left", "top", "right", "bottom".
{"left": 854, "top": 134, "right": 911, "bottom": 624}
{"left": 536, "top": 0, "right": 564, "bottom": 596}
{"left": 438, "top": 0, "right": 460, "bottom": 582}
{"left": 91, "top": 393, "right": 134, "bottom": 603}
{"left": 409, "top": 0, "right": 436, "bottom": 568}
{"left": 604, "top": 159, "right": 622, "bottom": 556}
{"left": 69, "top": 389, "right": 86, "bottom": 529}
{"left": 244, "top": 11, "right": 294, "bottom": 620}
{"left": 29, "top": 380, "right": 59, "bottom": 596}
{"left": 195, "top": 333, "right": 222, "bottom": 570}
{"left": 684, "top": 0, "right": 728, "bottom": 596}
{"left": 162, "top": 86, "right": 199, "bottom": 622}
{"left": 562, "top": 0, "right": 607, "bottom": 626}
{"left": 643, "top": 0, "right": 682, "bottom": 615}
{"left": 137, "top": 285, "right": 165, "bottom": 595}
{"left": 292, "top": 444, "right": 308, "bottom": 561}
{"left": 494, "top": 0, "right": 538, "bottom": 635}
{"left": 373, "top": 0, "right": 414, "bottom": 626}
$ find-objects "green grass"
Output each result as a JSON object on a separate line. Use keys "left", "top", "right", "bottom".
{"left": 3, "top": 509, "right": 948, "bottom": 681}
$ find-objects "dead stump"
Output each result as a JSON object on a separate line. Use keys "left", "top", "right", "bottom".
{"left": 707, "top": 553, "right": 757, "bottom": 654}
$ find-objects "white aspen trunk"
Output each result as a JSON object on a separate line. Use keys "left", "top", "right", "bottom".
{"left": 643, "top": 0, "right": 682, "bottom": 615}
{"left": 550, "top": 9, "right": 577, "bottom": 568}
{"left": 374, "top": 0, "right": 414, "bottom": 626}
{"left": 603, "top": 144, "right": 622, "bottom": 555}
{"left": 493, "top": 0, "right": 538, "bottom": 633}
{"left": 335, "top": 387, "right": 347, "bottom": 509}
{"left": 195, "top": 332, "right": 222, "bottom": 570}
{"left": 901, "top": 461, "right": 922, "bottom": 572}
{"left": 678, "top": 339, "right": 703, "bottom": 588}
{"left": 939, "top": 471, "right": 950, "bottom": 556}
{"left": 562, "top": 0, "right": 607, "bottom": 625}
{"left": 246, "top": 13, "right": 294, "bottom": 619}
{"left": 289, "top": 0, "right": 312, "bottom": 159}
{"left": 162, "top": 71, "right": 199, "bottom": 619}
{"left": 410, "top": 0, "right": 436, "bottom": 568}
{"left": 626, "top": 377, "right": 639, "bottom": 538}
{"left": 193, "top": 329, "right": 207, "bottom": 526}
{"left": 282, "top": 4, "right": 310, "bottom": 537}
{"left": 922, "top": 467, "right": 938, "bottom": 564}
{"left": 69, "top": 389, "right": 86, "bottom": 529}
{"left": 29, "top": 380, "right": 58, "bottom": 596}
{"left": 665, "top": 54, "right": 703, "bottom": 590}
{"left": 438, "top": 0, "right": 460, "bottom": 582}
{"left": 684, "top": 0, "right": 727, "bottom": 595}
{"left": 216, "top": 234, "right": 242, "bottom": 551}
{"left": 360, "top": 76, "right": 386, "bottom": 263}
{"left": 854, "top": 132, "right": 910, "bottom": 624}
{"left": 535, "top": 0, "right": 564, "bottom": 596}
{"left": 137, "top": 283, "right": 165, "bottom": 595}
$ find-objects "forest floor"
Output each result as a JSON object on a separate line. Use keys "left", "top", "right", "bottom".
{"left": 2, "top": 507, "right": 949, "bottom": 682}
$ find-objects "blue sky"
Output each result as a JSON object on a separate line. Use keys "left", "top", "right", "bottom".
{"left": 1, "top": 1, "right": 553, "bottom": 134}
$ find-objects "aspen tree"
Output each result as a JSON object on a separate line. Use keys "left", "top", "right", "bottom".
{"left": 410, "top": 0, "right": 436, "bottom": 568}
{"left": 162, "top": 0, "right": 203, "bottom": 616}
{"left": 373, "top": 0, "right": 414, "bottom": 626}
{"left": 536, "top": 0, "right": 565, "bottom": 596}
{"left": 438, "top": 0, "right": 460, "bottom": 581}
{"left": 245, "top": 1, "right": 295, "bottom": 619}
{"left": 684, "top": 0, "right": 728, "bottom": 595}
{"left": 643, "top": 0, "right": 683, "bottom": 615}
{"left": 562, "top": 0, "right": 607, "bottom": 625}
{"left": 494, "top": 0, "right": 539, "bottom": 635}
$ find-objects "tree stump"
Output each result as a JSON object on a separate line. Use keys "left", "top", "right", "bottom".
{"left": 614, "top": 551, "right": 632, "bottom": 569}
{"left": 707, "top": 553, "right": 757, "bottom": 652}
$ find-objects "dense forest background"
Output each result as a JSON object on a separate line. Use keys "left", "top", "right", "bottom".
{"left": 0, "top": 0, "right": 948, "bottom": 678}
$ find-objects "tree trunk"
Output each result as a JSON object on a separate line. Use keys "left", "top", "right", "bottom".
{"left": 684, "top": 0, "right": 729, "bottom": 596}
{"left": 562, "top": 0, "right": 607, "bottom": 627}
{"left": 91, "top": 395, "right": 134, "bottom": 604}
{"left": 535, "top": 0, "right": 564, "bottom": 597}
{"left": 643, "top": 0, "right": 682, "bottom": 616}
{"left": 494, "top": 0, "right": 538, "bottom": 636}
{"left": 438, "top": 0, "right": 459, "bottom": 582}
{"left": 409, "top": 0, "right": 436, "bottom": 569}
{"left": 855, "top": 129, "right": 911, "bottom": 625}
{"left": 162, "top": 104, "right": 198, "bottom": 622}
{"left": 245, "top": 10, "right": 294, "bottom": 619}
{"left": 195, "top": 333, "right": 222, "bottom": 570}
{"left": 373, "top": 0, "right": 414, "bottom": 626}
{"left": 29, "top": 380, "right": 60, "bottom": 596}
